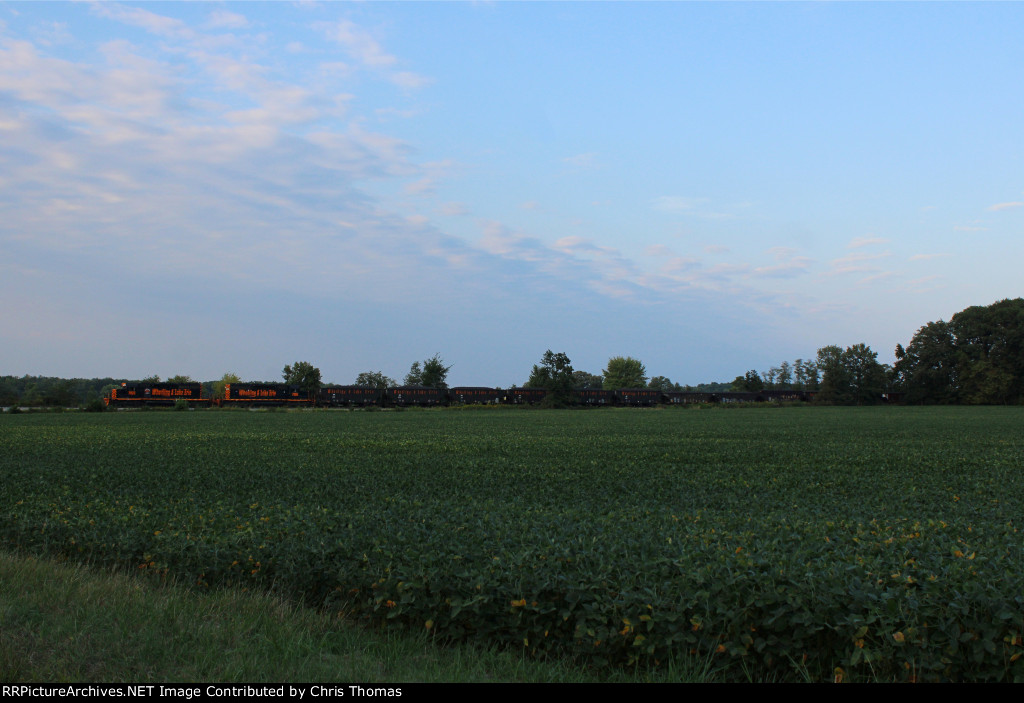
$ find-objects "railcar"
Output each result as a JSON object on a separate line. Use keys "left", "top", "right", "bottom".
{"left": 105, "top": 382, "right": 209, "bottom": 407}
{"left": 505, "top": 388, "right": 548, "bottom": 404}
{"left": 320, "top": 386, "right": 384, "bottom": 407}
{"left": 386, "top": 385, "right": 446, "bottom": 406}
{"left": 616, "top": 388, "right": 662, "bottom": 406}
{"left": 575, "top": 388, "right": 615, "bottom": 405}
{"left": 222, "top": 383, "right": 312, "bottom": 406}
{"left": 449, "top": 387, "right": 503, "bottom": 404}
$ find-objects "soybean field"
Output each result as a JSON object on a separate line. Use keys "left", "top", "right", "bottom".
{"left": 2, "top": 406, "right": 1023, "bottom": 681}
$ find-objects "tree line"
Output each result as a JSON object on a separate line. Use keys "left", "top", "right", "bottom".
{"left": 4, "top": 299, "right": 1022, "bottom": 408}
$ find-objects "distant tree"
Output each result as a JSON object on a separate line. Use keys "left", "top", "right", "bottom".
{"left": 572, "top": 371, "right": 604, "bottom": 389}
{"left": 647, "top": 375, "right": 675, "bottom": 392}
{"left": 602, "top": 356, "right": 648, "bottom": 390}
{"left": 404, "top": 361, "right": 423, "bottom": 386}
{"left": 420, "top": 354, "right": 452, "bottom": 389}
{"left": 527, "top": 350, "right": 574, "bottom": 404}
{"left": 815, "top": 344, "right": 885, "bottom": 404}
{"left": 815, "top": 345, "right": 850, "bottom": 403}
{"left": 282, "top": 361, "right": 322, "bottom": 396}
{"left": 844, "top": 343, "right": 887, "bottom": 404}
{"left": 142, "top": 375, "right": 161, "bottom": 383}
{"left": 356, "top": 371, "right": 396, "bottom": 388}
{"left": 777, "top": 361, "right": 793, "bottom": 388}
{"left": 950, "top": 298, "right": 1024, "bottom": 404}
{"left": 43, "top": 380, "right": 76, "bottom": 407}
{"left": 166, "top": 375, "right": 193, "bottom": 384}
{"left": 732, "top": 370, "right": 764, "bottom": 392}
{"left": 211, "top": 373, "right": 241, "bottom": 400}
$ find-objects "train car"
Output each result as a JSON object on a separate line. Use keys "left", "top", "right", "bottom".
{"left": 107, "top": 382, "right": 209, "bottom": 407}
{"left": 505, "top": 388, "right": 548, "bottom": 404}
{"left": 717, "top": 392, "right": 762, "bottom": 403}
{"left": 575, "top": 388, "right": 615, "bottom": 405}
{"left": 222, "top": 383, "right": 312, "bottom": 406}
{"left": 320, "top": 386, "right": 384, "bottom": 407}
{"left": 615, "top": 388, "right": 661, "bottom": 406}
{"left": 386, "top": 385, "right": 446, "bottom": 406}
{"left": 449, "top": 387, "right": 503, "bottom": 404}
{"left": 663, "top": 391, "right": 718, "bottom": 404}
{"left": 760, "top": 389, "right": 807, "bottom": 402}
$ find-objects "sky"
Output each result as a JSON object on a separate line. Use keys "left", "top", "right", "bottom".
{"left": 1, "top": 1, "right": 1022, "bottom": 387}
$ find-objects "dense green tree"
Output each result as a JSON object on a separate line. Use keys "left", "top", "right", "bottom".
{"left": 403, "top": 355, "right": 451, "bottom": 388}
{"left": 950, "top": 298, "right": 1024, "bottom": 404}
{"left": 777, "top": 361, "right": 793, "bottom": 388}
{"left": 893, "top": 321, "right": 958, "bottom": 403}
{"left": 844, "top": 343, "right": 888, "bottom": 404}
{"left": 404, "top": 361, "right": 423, "bottom": 386}
{"left": 647, "top": 375, "right": 675, "bottom": 392}
{"left": 731, "top": 370, "right": 764, "bottom": 392}
{"left": 894, "top": 299, "right": 1024, "bottom": 404}
{"left": 602, "top": 356, "right": 647, "bottom": 390}
{"left": 356, "top": 371, "right": 396, "bottom": 388}
{"left": 166, "top": 375, "right": 194, "bottom": 383}
{"left": 420, "top": 354, "right": 452, "bottom": 389}
{"left": 282, "top": 361, "right": 322, "bottom": 396}
{"left": 815, "top": 346, "right": 850, "bottom": 403}
{"left": 527, "top": 350, "right": 574, "bottom": 404}
{"left": 814, "top": 344, "right": 886, "bottom": 404}
{"left": 572, "top": 371, "right": 604, "bottom": 389}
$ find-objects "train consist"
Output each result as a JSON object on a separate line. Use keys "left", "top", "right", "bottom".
{"left": 106, "top": 381, "right": 816, "bottom": 408}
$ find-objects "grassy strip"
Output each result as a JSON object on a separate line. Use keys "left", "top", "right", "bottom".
{"left": 0, "top": 549, "right": 714, "bottom": 683}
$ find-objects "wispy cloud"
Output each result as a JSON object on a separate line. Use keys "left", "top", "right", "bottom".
{"left": 988, "top": 201, "right": 1023, "bottom": 212}
{"left": 316, "top": 19, "right": 431, "bottom": 90}
{"left": 438, "top": 202, "right": 469, "bottom": 217}
{"left": 848, "top": 236, "right": 889, "bottom": 249}
{"left": 206, "top": 10, "right": 250, "bottom": 30}
{"left": 826, "top": 251, "right": 892, "bottom": 276}
{"left": 750, "top": 248, "right": 812, "bottom": 279}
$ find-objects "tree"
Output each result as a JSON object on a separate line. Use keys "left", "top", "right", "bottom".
{"left": 526, "top": 350, "right": 574, "bottom": 404}
{"left": 356, "top": 371, "right": 395, "bottom": 388}
{"left": 404, "top": 355, "right": 451, "bottom": 388}
{"left": 602, "top": 356, "right": 647, "bottom": 390}
{"left": 949, "top": 298, "right": 1024, "bottom": 404}
{"left": 404, "top": 361, "right": 423, "bottom": 385}
{"left": 647, "top": 375, "right": 675, "bottom": 392}
{"left": 843, "top": 343, "right": 887, "bottom": 404}
{"left": 777, "top": 361, "right": 793, "bottom": 388}
{"left": 166, "top": 375, "right": 193, "bottom": 384}
{"left": 420, "top": 354, "right": 452, "bottom": 389}
{"left": 572, "top": 371, "right": 604, "bottom": 389}
{"left": 282, "top": 361, "right": 322, "bottom": 396}
{"left": 815, "top": 344, "right": 885, "bottom": 404}
{"left": 210, "top": 373, "right": 241, "bottom": 400}
{"left": 815, "top": 345, "right": 851, "bottom": 403}
{"left": 731, "top": 370, "right": 764, "bottom": 392}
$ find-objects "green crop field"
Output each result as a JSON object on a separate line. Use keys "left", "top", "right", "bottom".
{"left": 2, "top": 406, "right": 1022, "bottom": 681}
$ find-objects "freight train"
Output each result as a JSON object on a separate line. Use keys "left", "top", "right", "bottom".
{"left": 105, "top": 381, "right": 819, "bottom": 408}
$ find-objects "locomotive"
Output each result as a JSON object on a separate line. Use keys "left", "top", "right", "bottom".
{"left": 105, "top": 381, "right": 818, "bottom": 408}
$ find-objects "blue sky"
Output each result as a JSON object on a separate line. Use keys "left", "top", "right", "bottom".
{"left": 1, "top": 2, "right": 1021, "bottom": 387}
